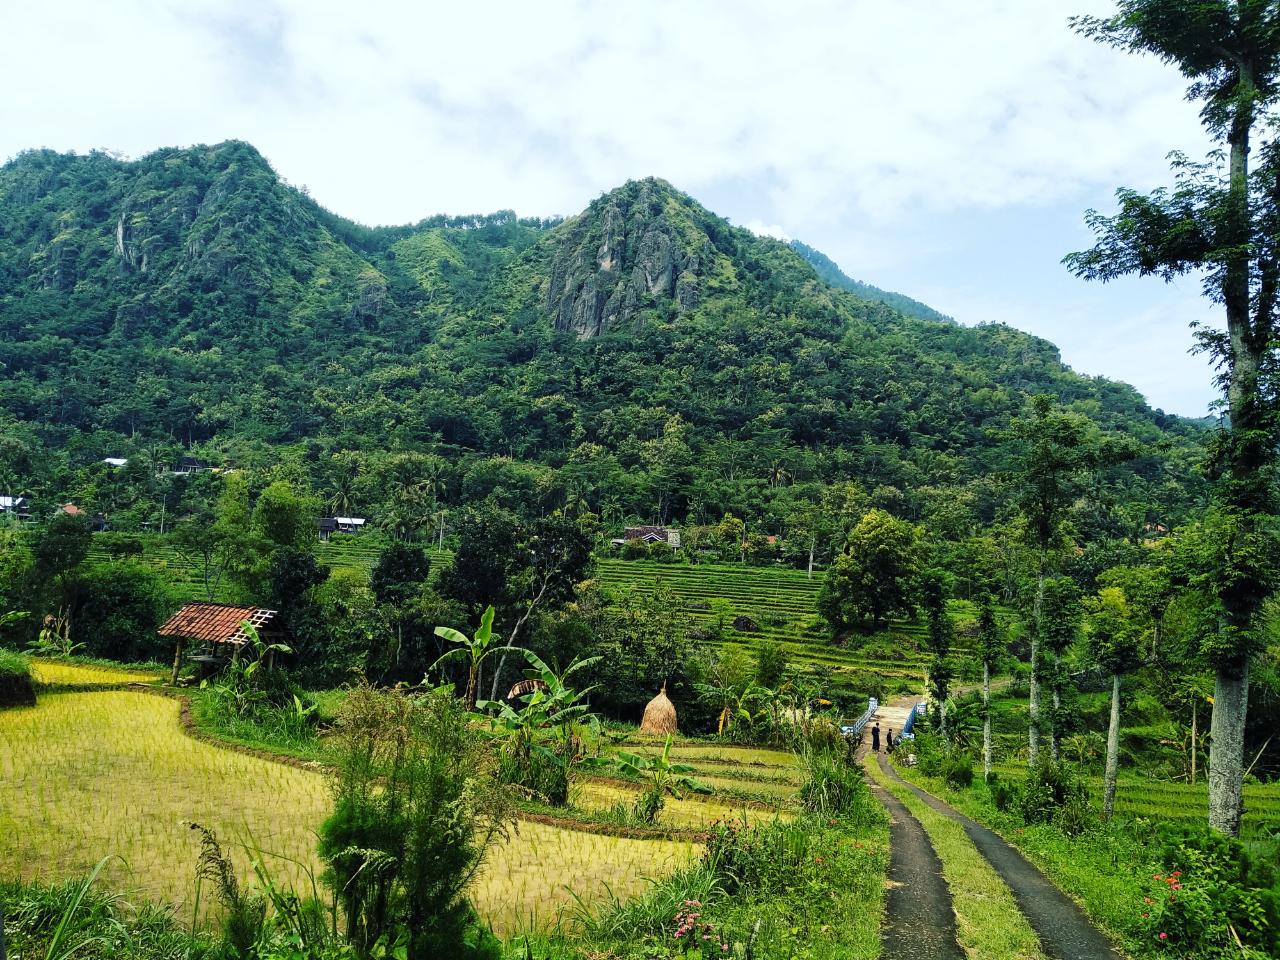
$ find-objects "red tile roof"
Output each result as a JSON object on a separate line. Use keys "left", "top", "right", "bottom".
{"left": 60, "top": 503, "right": 85, "bottom": 515}
{"left": 158, "top": 602, "right": 279, "bottom": 644}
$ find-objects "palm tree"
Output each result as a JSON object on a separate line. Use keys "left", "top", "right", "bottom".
{"left": 326, "top": 471, "right": 358, "bottom": 517}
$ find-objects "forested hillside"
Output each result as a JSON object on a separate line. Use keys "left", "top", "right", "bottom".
{"left": 0, "top": 140, "right": 1202, "bottom": 542}
{"left": 789, "top": 239, "right": 956, "bottom": 324}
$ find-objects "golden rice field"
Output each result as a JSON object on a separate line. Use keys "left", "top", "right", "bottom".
{"left": 0, "top": 692, "right": 697, "bottom": 935}
{"left": 663, "top": 744, "right": 800, "bottom": 766}
{"left": 573, "top": 780, "right": 786, "bottom": 825}
{"left": 29, "top": 658, "right": 166, "bottom": 685}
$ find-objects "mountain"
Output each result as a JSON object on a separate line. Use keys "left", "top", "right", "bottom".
{"left": 789, "top": 240, "right": 955, "bottom": 324}
{"left": 0, "top": 141, "right": 1202, "bottom": 534}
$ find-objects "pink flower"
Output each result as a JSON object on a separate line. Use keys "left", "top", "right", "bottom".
{"left": 1154, "top": 875, "right": 1162, "bottom": 881}
{"left": 1142, "top": 914, "right": 1148, "bottom": 918}
{"left": 721, "top": 946, "right": 729, "bottom": 953}
{"left": 1160, "top": 933, "right": 1167, "bottom": 940}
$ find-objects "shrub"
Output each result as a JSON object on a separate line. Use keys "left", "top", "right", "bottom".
{"left": 941, "top": 751, "right": 974, "bottom": 789}
{"left": 986, "top": 772, "right": 1019, "bottom": 813}
{"left": 498, "top": 747, "right": 569, "bottom": 806}
{"left": 1052, "top": 800, "right": 1096, "bottom": 838}
{"left": 1018, "top": 759, "right": 1090, "bottom": 825}
{"left": 703, "top": 818, "right": 813, "bottom": 895}
{"left": 0, "top": 646, "right": 35, "bottom": 707}
{"left": 318, "top": 681, "right": 512, "bottom": 959}
{"left": 1140, "top": 824, "right": 1280, "bottom": 958}
{"left": 798, "top": 748, "right": 872, "bottom": 816}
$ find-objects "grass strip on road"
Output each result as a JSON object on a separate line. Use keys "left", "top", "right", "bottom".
{"left": 864, "top": 756, "right": 1045, "bottom": 960}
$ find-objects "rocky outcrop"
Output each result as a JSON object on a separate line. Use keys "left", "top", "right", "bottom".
{"left": 546, "top": 179, "right": 708, "bottom": 338}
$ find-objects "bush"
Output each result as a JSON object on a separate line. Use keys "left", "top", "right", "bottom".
{"left": 77, "top": 561, "right": 181, "bottom": 661}
{"left": 941, "top": 751, "right": 974, "bottom": 789}
{"left": 704, "top": 818, "right": 813, "bottom": 895}
{"left": 497, "top": 746, "right": 569, "bottom": 806}
{"left": 986, "top": 772, "right": 1019, "bottom": 813}
{"left": 798, "top": 748, "right": 872, "bottom": 816}
{"left": 1052, "top": 800, "right": 1096, "bottom": 838}
{"left": 1141, "top": 824, "right": 1280, "bottom": 958}
{"left": 0, "top": 645, "right": 34, "bottom": 701}
{"left": 1018, "top": 759, "right": 1090, "bottom": 825}
{"left": 318, "top": 681, "right": 513, "bottom": 958}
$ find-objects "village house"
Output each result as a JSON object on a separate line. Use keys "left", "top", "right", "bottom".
{"left": 611, "top": 525, "right": 681, "bottom": 551}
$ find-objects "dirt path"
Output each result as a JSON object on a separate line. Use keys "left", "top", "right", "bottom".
{"left": 867, "top": 773, "right": 964, "bottom": 960}
{"left": 875, "top": 756, "right": 1122, "bottom": 960}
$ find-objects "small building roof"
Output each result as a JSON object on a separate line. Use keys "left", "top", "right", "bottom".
{"left": 59, "top": 503, "right": 85, "bottom": 516}
{"left": 334, "top": 516, "right": 366, "bottom": 526}
{"left": 103, "top": 458, "right": 128, "bottom": 467}
{"left": 158, "top": 602, "right": 280, "bottom": 645}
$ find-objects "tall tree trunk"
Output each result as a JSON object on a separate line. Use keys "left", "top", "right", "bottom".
{"left": 1210, "top": 84, "right": 1261, "bottom": 838}
{"left": 1104, "top": 672, "right": 1121, "bottom": 819}
{"left": 983, "top": 661, "right": 992, "bottom": 780}
{"left": 807, "top": 537, "right": 814, "bottom": 580}
{"left": 1209, "top": 664, "right": 1250, "bottom": 836}
{"left": 1191, "top": 701, "right": 1197, "bottom": 787}
{"left": 171, "top": 638, "right": 184, "bottom": 686}
{"left": 1050, "top": 669, "right": 1062, "bottom": 765}
{"left": 1029, "top": 560, "right": 1045, "bottom": 767}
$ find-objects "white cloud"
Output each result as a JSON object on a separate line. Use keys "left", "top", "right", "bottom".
{"left": 743, "top": 220, "right": 791, "bottom": 243}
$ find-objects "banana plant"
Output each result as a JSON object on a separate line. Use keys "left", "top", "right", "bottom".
{"left": 433, "top": 605, "right": 523, "bottom": 712}
{"left": 583, "top": 734, "right": 710, "bottom": 823}
{"left": 477, "top": 650, "right": 601, "bottom": 771}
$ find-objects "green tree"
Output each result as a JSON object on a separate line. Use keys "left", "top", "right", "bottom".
{"left": 1082, "top": 586, "right": 1144, "bottom": 819}
{"left": 318, "top": 681, "right": 511, "bottom": 958}
{"left": 817, "top": 509, "right": 925, "bottom": 634}
{"left": 996, "top": 395, "right": 1097, "bottom": 766}
{"left": 253, "top": 480, "right": 318, "bottom": 551}
{"left": 1039, "top": 576, "right": 1083, "bottom": 763}
{"left": 1066, "top": 0, "right": 1280, "bottom": 837}
{"left": 434, "top": 605, "right": 516, "bottom": 713}
{"left": 976, "top": 593, "right": 1005, "bottom": 779}
{"left": 921, "top": 569, "right": 955, "bottom": 745}
{"left": 32, "top": 510, "right": 92, "bottom": 644}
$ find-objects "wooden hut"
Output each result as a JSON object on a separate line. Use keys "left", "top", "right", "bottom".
{"left": 640, "top": 683, "right": 678, "bottom": 735}
{"left": 158, "top": 602, "right": 282, "bottom": 684}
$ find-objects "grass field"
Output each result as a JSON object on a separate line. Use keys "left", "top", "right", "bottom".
{"left": 0, "top": 691, "right": 697, "bottom": 935}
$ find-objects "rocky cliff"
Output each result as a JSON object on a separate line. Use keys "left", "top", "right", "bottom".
{"left": 545, "top": 178, "right": 721, "bottom": 338}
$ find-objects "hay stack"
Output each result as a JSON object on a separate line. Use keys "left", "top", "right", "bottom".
{"left": 640, "top": 683, "right": 678, "bottom": 735}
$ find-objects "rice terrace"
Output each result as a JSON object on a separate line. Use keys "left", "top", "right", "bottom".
{"left": 10, "top": 2, "right": 1280, "bottom": 959}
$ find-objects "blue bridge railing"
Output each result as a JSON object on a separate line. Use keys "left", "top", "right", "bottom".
{"left": 841, "top": 697, "right": 878, "bottom": 739}
{"left": 900, "top": 702, "right": 921, "bottom": 740}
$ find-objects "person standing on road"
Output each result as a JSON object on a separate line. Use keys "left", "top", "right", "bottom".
{"left": 871, "top": 722, "right": 881, "bottom": 753}
{"left": 887, "top": 727, "right": 894, "bottom": 751}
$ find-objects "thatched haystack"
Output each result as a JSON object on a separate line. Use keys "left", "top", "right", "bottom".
{"left": 640, "top": 683, "right": 678, "bottom": 735}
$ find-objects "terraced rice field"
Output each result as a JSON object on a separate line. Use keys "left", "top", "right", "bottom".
{"left": 594, "top": 559, "right": 939, "bottom": 684}
{"left": 573, "top": 780, "right": 784, "bottom": 825}
{"left": 0, "top": 691, "right": 696, "bottom": 934}
{"left": 987, "top": 762, "right": 1280, "bottom": 837}
{"left": 30, "top": 659, "right": 166, "bottom": 685}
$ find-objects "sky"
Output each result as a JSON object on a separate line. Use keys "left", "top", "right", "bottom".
{"left": 1, "top": 0, "right": 1221, "bottom": 416}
